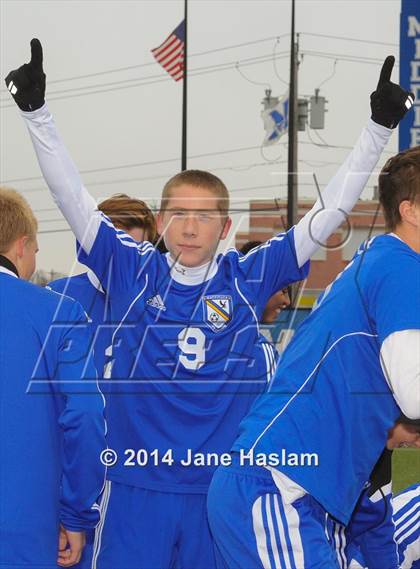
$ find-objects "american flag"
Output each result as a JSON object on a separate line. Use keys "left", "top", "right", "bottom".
{"left": 151, "top": 21, "right": 185, "bottom": 82}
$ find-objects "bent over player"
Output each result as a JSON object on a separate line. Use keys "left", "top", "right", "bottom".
{"left": 5, "top": 40, "right": 414, "bottom": 568}
{"left": 207, "top": 146, "right": 420, "bottom": 568}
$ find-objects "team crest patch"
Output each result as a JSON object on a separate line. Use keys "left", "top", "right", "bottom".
{"left": 202, "top": 295, "right": 232, "bottom": 332}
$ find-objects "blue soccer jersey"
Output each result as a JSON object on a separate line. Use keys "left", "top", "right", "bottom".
{"left": 0, "top": 264, "right": 106, "bottom": 567}
{"left": 394, "top": 484, "right": 420, "bottom": 569}
{"left": 77, "top": 219, "right": 308, "bottom": 492}
{"left": 344, "top": 483, "right": 420, "bottom": 569}
{"left": 234, "top": 234, "right": 420, "bottom": 524}
{"left": 330, "top": 449, "right": 398, "bottom": 568}
{"left": 48, "top": 270, "right": 112, "bottom": 376}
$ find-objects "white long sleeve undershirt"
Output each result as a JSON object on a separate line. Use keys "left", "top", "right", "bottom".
{"left": 22, "top": 105, "right": 101, "bottom": 253}
{"left": 380, "top": 329, "right": 420, "bottom": 420}
{"left": 293, "top": 119, "right": 392, "bottom": 267}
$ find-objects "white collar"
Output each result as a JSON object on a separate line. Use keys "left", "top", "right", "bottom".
{"left": 0, "top": 266, "right": 18, "bottom": 279}
{"left": 87, "top": 269, "right": 104, "bottom": 293}
{"left": 388, "top": 232, "right": 404, "bottom": 243}
{"left": 165, "top": 254, "right": 218, "bottom": 285}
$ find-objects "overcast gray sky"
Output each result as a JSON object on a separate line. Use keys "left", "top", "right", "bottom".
{"left": 0, "top": 0, "right": 402, "bottom": 273}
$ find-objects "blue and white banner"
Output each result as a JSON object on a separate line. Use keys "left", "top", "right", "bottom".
{"left": 400, "top": 0, "right": 420, "bottom": 151}
{"left": 261, "top": 93, "right": 289, "bottom": 146}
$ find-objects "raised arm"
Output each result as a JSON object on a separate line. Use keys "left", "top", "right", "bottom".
{"left": 6, "top": 39, "right": 155, "bottom": 291}
{"left": 23, "top": 104, "right": 101, "bottom": 253}
{"left": 293, "top": 56, "right": 414, "bottom": 268}
{"left": 5, "top": 39, "right": 100, "bottom": 253}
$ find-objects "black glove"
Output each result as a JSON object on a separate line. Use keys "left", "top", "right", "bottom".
{"left": 5, "top": 38, "right": 45, "bottom": 112}
{"left": 370, "top": 55, "right": 414, "bottom": 129}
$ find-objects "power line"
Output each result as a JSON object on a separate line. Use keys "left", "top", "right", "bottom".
{"left": 306, "top": 125, "right": 331, "bottom": 148}
{"left": 0, "top": 45, "right": 391, "bottom": 109}
{"left": 49, "top": 50, "right": 288, "bottom": 96}
{"left": 1, "top": 47, "right": 391, "bottom": 110}
{"left": 1, "top": 30, "right": 393, "bottom": 98}
{"left": 7, "top": 134, "right": 394, "bottom": 189}
{"left": 1, "top": 144, "right": 270, "bottom": 184}
{"left": 302, "top": 50, "right": 399, "bottom": 67}
{"left": 235, "top": 62, "right": 272, "bottom": 89}
{"left": 0, "top": 51, "right": 290, "bottom": 107}
{"left": 1, "top": 34, "right": 289, "bottom": 97}
{"left": 300, "top": 32, "right": 398, "bottom": 48}
{"left": 272, "top": 37, "right": 290, "bottom": 87}
{"left": 1, "top": 52, "right": 291, "bottom": 107}
{"left": 316, "top": 59, "right": 338, "bottom": 90}
{"left": 28, "top": 158, "right": 345, "bottom": 211}
{"left": 3, "top": 148, "right": 260, "bottom": 185}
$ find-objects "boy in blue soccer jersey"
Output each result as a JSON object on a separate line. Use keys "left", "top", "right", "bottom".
{"left": 0, "top": 187, "right": 106, "bottom": 568}
{"left": 5, "top": 40, "right": 414, "bottom": 568}
{"left": 48, "top": 194, "right": 156, "bottom": 569}
{"left": 206, "top": 147, "right": 420, "bottom": 567}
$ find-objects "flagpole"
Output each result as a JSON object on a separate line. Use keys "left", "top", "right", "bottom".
{"left": 181, "top": 0, "right": 188, "bottom": 171}
{"left": 287, "top": 0, "right": 298, "bottom": 229}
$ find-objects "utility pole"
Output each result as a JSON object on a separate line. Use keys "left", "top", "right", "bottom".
{"left": 287, "top": 0, "right": 298, "bottom": 229}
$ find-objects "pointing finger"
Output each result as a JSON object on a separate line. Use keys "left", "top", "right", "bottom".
{"left": 377, "top": 55, "right": 394, "bottom": 89}
{"left": 30, "top": 38, "right": 43, "bottom": 70}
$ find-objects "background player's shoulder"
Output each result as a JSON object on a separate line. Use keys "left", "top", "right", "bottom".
{"left": 47, "top": 272, "right": 88, "bottom": 294}
{"left": 371, "top": 234, "right": 418, "bottom": 259}
{"left": 3, "top": 276, "right": 86, "bottom": 326}
{"left": 359, "top": 234, "right": 419, "bottom": 281}
{"left": 39, "top": 279, "right": 88, "bottom": 319}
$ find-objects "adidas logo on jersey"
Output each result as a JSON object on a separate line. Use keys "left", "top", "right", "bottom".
{"left": 146, "top": 294, "right": 166, "bottom": 311}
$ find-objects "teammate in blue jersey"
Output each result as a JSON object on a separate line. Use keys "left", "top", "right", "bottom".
{"left": 0, "top": 187, "right": 106, "bottom": 568}
{"left": 48, "top": 194, "right": 156, "bottom": 378}
{"left": 48, "top": 194, "right": 156, "bottom": 569}
{"left": 207, "top": 149, "right": 419, "bottom": 565}
{"left": 343, "top": 482, "right": 420, "bottom": 569}
{"left": 5, "top": 41, "right": 414, "bottom": 568}
{"left": 393, "top": 484, "right": 420, "bottom": 569}
{"left": 331, "top": 418, "right": 420, "bottom": 569}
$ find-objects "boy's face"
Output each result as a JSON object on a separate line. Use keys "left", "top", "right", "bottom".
{"left": 387, "top": 422, "right": 420, "bottom": 449}
{"left": 261, "top": 288, "right": 291, "bottom": 324}
{"left": 157, "top": 184, "right": 231, "bottom": 268}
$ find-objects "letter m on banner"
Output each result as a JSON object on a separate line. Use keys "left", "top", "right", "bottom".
{"left": 400, "top": 0, "right": 420, "bottom": 150}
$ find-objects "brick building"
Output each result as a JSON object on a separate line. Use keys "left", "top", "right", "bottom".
{"left": 236, "top": 198, "right": 385, "bottom": 303}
